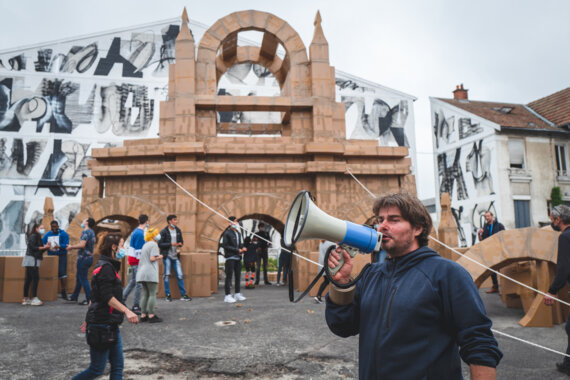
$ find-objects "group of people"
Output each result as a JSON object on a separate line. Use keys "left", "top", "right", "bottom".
{"left": 21, "top": 193, "right": 570, "bottom": 378}
{"left": 21, "top": 213, "right": 192, "bottom": 314}
{"left": 221, "top": 218, "right": 291, "bottom": 303}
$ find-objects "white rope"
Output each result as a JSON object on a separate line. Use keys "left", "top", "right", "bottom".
{"left": 431, "top": 237, "right": 570, "bottom": 308}
{"left": 491, "top": 329, "right": 570, "bottom": 358}
{"left": 346, "top": 168, "right": 376, "bottom": 198}
{"left": 345, "top": 167, "right": 570, "bottom": 307}
{"left": 164, "top": 173, "right": 322, "bottom": 268}
{"left": 345, "top": 166, "right": 570, "bottom": 358}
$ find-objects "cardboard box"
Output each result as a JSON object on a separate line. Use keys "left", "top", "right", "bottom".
{"left": 189, "top": 252, "right": 210, "bottom": 297}
{"left": 210, "top": 252, "right": 218, "bottom": 294}
{"left": 1, "top": 256, "right": 58, "bottom": 303}
{"left": 2, "top": 257, "right": 26, "bottom": 303}
{"left": 0, "top": 257, "right": 5, "bottom": 301}
{"left": 37, "top": 256, "right": 58, "bottom": 301}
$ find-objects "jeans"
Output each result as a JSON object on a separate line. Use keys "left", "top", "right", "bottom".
{"left": 48, "top": 252, "right": 68, "bottom": 279}
{"left": 163, "top": 257, "right": 186, "bottom": 296}
{"left": 122, "top": 265, "right": 141, "bottom": 307}
{"left": 491, "top": 273, "right": 499, "bottom": 288}
{"left": 225, "top": 259, "right": 241, "bottom": 295}
{"left": 72, "top": 326, "right": 123, "bottom": 379}
{"left": 276, "top": 254, "right": 290, "bottom": 284}
{"left": 71, "top": 255, "right": 93, "bottom": 301}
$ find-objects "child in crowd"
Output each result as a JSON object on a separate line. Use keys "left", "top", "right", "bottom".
{"left": 243, "top": 236, "right": 259, "bottom": 289}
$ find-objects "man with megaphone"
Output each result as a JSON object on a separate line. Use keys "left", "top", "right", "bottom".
{"left": 325, "top": 193, "right": 502, "bottom": 379}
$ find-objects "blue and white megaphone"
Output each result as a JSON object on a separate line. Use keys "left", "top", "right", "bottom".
{"left": 283, "top": 190, "right": 382, "bottom": 275}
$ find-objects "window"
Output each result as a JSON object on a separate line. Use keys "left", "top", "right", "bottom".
{"left": 508, "top": 139, "right": 525, "bottom": 169}
{"left": 514, "top": 200, "right": 531, "bottom": 228}
{"left": 555, "top": 144, "right": 568, "bottom": 176}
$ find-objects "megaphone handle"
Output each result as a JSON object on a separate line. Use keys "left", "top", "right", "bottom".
{"left": 328, "top": 254, "right": 344, "bottom": 277}
{"left": 327, "top": 245, "right": 358, "bottom": 277}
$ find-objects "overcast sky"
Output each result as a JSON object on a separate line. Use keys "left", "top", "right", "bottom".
{"left": 1, "top": 0, "right": 569, "bottom": 199}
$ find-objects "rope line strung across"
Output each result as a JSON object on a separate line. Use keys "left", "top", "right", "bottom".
{"left": 163, "top": 173, "right": 321, "bottom": 269}
{"left": 345, "top": 167, "right": 570, "bottom": 358}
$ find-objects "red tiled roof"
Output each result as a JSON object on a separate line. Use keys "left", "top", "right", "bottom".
{"left": 437, "top": 98, "right": 560, "bottom": 131}
{"left": 527, "top": 87, "right": 570, "bottom": 127}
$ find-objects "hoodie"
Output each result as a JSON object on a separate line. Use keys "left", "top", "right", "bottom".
{"left": 325, "top": 246, "right": 502, "bottom": 379}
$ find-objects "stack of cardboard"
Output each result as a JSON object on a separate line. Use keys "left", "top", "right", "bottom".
{"left": 209, "top": 252, "right": 218, "bottom": 294}
{"left": 0, "top": 256, "right": 58, "bottom": 302}
{"left": 189, "top": 252, "right": 211, "bottom": 297}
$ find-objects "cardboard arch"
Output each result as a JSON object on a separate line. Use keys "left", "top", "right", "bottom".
{"left": 456, "top": 227, "right": 570, "bottom": 327}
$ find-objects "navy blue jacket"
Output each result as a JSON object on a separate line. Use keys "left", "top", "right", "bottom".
{"left": 326, "top": 246, "right": 502, "bottom": 379}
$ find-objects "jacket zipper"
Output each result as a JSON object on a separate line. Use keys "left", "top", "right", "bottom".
{"left": 379, "top": 260, "right": 398, "bottom": 331}
{"left": 385, "top": 288, "right": 397, "bottom": 330}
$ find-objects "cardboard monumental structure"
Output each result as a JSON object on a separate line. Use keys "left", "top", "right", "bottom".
{"left": 25, "top": 9, "right": 413, "bottom": 299}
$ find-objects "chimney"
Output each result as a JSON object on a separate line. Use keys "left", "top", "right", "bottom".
{"left": 453, "top": 83, "right": 468, "bottom": 100}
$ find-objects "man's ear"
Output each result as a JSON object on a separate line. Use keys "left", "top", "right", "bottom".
{"left": 413, "top": 225, "right": 423, "bottom": 238}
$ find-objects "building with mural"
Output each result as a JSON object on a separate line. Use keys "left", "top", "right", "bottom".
{"left": 431, "top": 85, "right": 570, "bottom": 246}
{"left": 0, "top": 16, "right": 417, "bottom": 252}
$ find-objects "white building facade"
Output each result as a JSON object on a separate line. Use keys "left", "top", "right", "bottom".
{"left": 431, "top": 86, "right": 570, "bottom": 246}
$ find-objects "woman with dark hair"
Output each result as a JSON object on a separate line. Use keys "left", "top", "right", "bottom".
{"left": 72, "top": 234, "right": 138, "bottom": 380}
{"left": 22, "top": 223, "right": 49, "bottom": 306}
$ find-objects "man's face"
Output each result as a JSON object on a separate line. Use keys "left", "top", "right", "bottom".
{"left": 484, "top": 212, "right": 494, "bottom": 224}
{"left": 51, "top": 223, "right": 58, "bottom": 233}
{"left": 170, "top": 218, "right": 178, "bottom": 227}
{"left": 83, "top": 218, "right": 88, "bottom": 229}
{"left": 376, "top": 206, "right": 422, "bottom": 257}
{"left": 552, "top": 215, "right": 561, "bottom": 229}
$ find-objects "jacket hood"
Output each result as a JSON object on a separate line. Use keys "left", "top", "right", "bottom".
{"left": 379, "top": 246, "right": 438, "bottom": 275}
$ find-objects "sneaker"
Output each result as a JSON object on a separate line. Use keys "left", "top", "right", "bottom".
{"left": 30, "top": 297, "right": 43, "bottom": 306}
{"left": 181, "top": 295, "right": 192, "bottom": 301}
{"left": 265, "top": 281, "right": 273, "bottom": 285}
{"left": 140, "top": 315, "right": 149, "bottom": 322}
{"left": 234, "top": 293, "right": 246, "bottom": 301}
{"left": 224, "top": 294, "right": 236, "bottom": 303}
{"left": 165, "top": 294, "right": 172, "bottom": 302}
{"left": 148, "top": 315, "right": 163, "bottom": 323}
{"left": 21, "top": 298, "right": 30, "bottom": 306}
{"left": 132, "top": 305, "right": 142, "bottom": 314}
{"left": 66, "top": 297, "right": 78, "bottom": 302}
{"left": 314, "top": 296, "right": 323, "bottom": 304}
{"left": 61, "top": 292, "right": 68, "bottom": 299}
{"left": 79, "top": 300, "right": 89, "bottom": 305}
{"left": 556, "top": 362, "right": 570, "bottom": 375}
{"left": 275, "top": 283, "right": 281, "bottom": 287}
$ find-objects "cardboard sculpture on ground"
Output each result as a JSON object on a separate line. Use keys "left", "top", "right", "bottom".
{"left": 456, "top": 228, "right": 570, "bottom": 327}
{"left": 59, "top": 8, "right": 415, "bottom": 298}
{"left": 432, "top": 194, "right": 568, "bottom": 327}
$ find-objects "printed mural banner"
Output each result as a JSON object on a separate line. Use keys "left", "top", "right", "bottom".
{"left": 0, "top": 19, "right": 416, "bottom": 252}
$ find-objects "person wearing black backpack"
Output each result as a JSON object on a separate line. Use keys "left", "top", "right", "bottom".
{"left": 72, "top": 234, "right": 138, "bottom": 380}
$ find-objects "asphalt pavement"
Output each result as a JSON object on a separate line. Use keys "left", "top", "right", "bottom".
{"left": 0, "top": 280, "right": 569, "bottom": 379}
